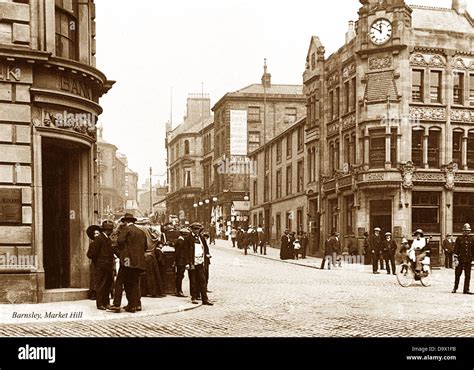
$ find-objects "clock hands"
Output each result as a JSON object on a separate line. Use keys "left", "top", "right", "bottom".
{"left": 371, "top": 23, "right": 382, "bottom": 34}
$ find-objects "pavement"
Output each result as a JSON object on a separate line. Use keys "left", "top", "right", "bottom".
{"left": 0, "top": 293, "right": 200, "bottom": 325}
{"left": 0, "top": 239, "right": 472, "bottom": 337}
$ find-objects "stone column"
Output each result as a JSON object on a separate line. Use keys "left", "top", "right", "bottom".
{"left": 462, "top": 134, "right": 468, "bottom": 170}
{"left": 396, "top": 132, "right": 402, "bottom": 164}
{"left": 363, "top": 129, "right": 369, "bottom": 170}
{"left": 385, "top": 129, "right": 391, "bottom": 169}
{"left": 423, "top": 131, "right": 429, "bottom": 169}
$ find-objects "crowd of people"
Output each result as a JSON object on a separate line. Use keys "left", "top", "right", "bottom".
{"left": 231, "top": 225, "right": 269, "bottom": 256}
{"left": 316, "top": 223, "right": 474, "bottom": 294}
{"left": 279, "top": 230, "right": 309, "bottom": 260}
{"left": 86, "top": 214, "right": 214, "bottom": 313}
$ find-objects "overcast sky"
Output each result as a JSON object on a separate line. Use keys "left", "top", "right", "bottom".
{"left": 95, "top": 0, "right": 473, "bottom": 186}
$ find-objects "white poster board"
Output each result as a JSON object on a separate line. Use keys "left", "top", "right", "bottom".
{"left": 230, "top": 110, "right": 248, "bottom": 156}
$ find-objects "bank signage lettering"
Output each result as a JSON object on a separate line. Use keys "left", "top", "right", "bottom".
{"left": 0, "top": 64, "right": 21, "bottom": 82}
{"left": 60, "top": 75, "right": 92, "bottom": 100}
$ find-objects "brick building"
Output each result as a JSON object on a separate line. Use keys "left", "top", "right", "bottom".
{"left": 0, "top": 0, "right": 113, "bottom": 302}
{"left": 308, "top": 0, "right": 474, "bottom": 263}
{"left": 212, "top": 66, "right": 306, "bottom": 231}
{"left": 249, "top": 117, "right": 307, "bottom": 245}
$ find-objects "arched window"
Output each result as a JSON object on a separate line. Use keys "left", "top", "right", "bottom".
{"left": 184, "top": 140, "right": 190, "bottom": 155}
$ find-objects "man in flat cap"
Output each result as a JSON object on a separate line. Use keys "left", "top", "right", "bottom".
{"left": 185, "top": 222, "right": 213, "bottom": 305}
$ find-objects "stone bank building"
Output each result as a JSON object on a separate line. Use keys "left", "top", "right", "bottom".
{"left": 308, "top": 0, "right": 474, "bottom": 262}
{"left": 0, "top": 0, "right": 113, "bottom": 302}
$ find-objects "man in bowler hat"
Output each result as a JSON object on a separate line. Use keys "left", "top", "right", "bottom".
{"left": 87, "top": 221, "right": 115, "bottom": 310}
{"left": 117, "top": 213, "right": 147, "bottom": 312}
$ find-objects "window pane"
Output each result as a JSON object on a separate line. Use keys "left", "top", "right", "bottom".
{"left": 412, "top": 130, "right": 423, "bottom": 167}
{"left": 430, "top": 71, "right": 441, "bottom": 103}
{"left": 454, "top": 193, "right": 474, "bottom": 232}
{"left": 453, "top": 131, "right": 462, "bottom": 166}
{"left": 369, "top": 131, "right": 385, "bottom": 168}
{"left": 454, "top": 72, "right": 464, "bottom": 105}
{"left": 412, "top": 70, "right": 423, "bottom": 102}
{"left": 428, "top": 131, "right": 439, "bottom": 168}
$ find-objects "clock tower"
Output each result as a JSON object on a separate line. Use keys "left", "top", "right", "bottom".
{"left": 355, "top": 0, "right": 412, "bottom": 108}
{"left": 357, "top": 0, "right": 412, "bottom": 53}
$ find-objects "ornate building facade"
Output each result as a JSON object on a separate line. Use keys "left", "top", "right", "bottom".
{"left": 0, "top": 0, "right": 113, "bottom": 302}
{"left": 307, "top": 0, "right": 474, "bottom": 263}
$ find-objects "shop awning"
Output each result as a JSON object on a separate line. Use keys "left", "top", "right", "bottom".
{"left": 232, "top": 201, "right": 250, "bottom": 212}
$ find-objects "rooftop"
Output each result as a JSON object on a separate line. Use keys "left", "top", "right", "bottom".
{"left": 168, "top": 115, "right": 214, "bottom": 142}
{"left": 410, "top": 5, "right": 474, "bottom": 33}
{"left": 235, "top": 83, "right": 303, "bottom": 95}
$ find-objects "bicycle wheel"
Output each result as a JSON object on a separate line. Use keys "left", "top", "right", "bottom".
{"left": 397, "top": 263, "right": 414, "bottom": 287}
{"left": 420, "top": 266, "right": 432, "bottom": 287}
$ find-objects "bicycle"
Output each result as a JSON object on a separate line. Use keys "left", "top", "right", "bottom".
{"left": 396, "top": 250, "right": 432, "bottom": 287}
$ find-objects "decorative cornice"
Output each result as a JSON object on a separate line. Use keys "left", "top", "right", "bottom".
{"left": 409, "top": 106, "right": 446, "bottom": 121}
{"left": 451, "top": 108, "right": 474, "bottom": 123}
{"left": 369, "top": 55, "right": 393, "bottom": 71}
{"left": 410, "top": 53, "right": 446, "bottom": 67}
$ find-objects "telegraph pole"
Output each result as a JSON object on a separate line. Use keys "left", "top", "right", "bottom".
{"left": 149, "top": 166, "right": 153, "bottom": 217}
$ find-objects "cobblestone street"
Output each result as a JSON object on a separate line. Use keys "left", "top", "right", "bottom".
{"left": 0, "top": 239, "right": 472, "bottom": 337}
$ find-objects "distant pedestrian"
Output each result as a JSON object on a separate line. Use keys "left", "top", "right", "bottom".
{"left": 280, "top": 230, "right": 291, "bottom": 260}
{"left": 288, "top": 231, "right": 296, "bottom": 260}
{"left": 333, "top": 231, "right": 342, "bottom": 267}
{"left": 257, "top": 225, "right": 266, "bottom": 255}
{"left": 320, "top": 231, "right": 335, "bottom": 269}
{"left": 442, "top": 233, "right": 454, "bottom": 269}
{"left": 369, "top": 227, "right": 383, "bottom": 274}
{"left": 231, "top": 227, "right": 238, "bottom": 248}
{"left": 363, "top": 231, "right": 371, "bottom": 265}
{"left": 301, "top": 232, "right": 309, "bottom": 259}
{"left": 209, "top": 224, "right": 216, "bottom": 245}
{"left": 382, "top": 232, "right": 397, "bottom": 275}
{"left": 293, "top": 235, "right": 302, "bottom": 260}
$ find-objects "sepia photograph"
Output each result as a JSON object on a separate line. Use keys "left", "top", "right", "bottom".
{"left": 0, "top": 0, "right": 474, "bottom": 367}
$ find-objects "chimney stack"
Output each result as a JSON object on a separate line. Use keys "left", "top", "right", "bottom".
{"left": 452, "top": 0, "right": 467, "bottom": 14}
{"left": 345, "top": 21, "right": 356, "bottom": 44}
{"left": 261, "top": 59, "right": 271, "bottom": 88}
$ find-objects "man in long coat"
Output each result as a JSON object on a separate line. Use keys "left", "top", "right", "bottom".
{"left": 117, "top": 213, "right": 147, "bottom": 312}
{"left": 87, "top": 220, "right": 115, "bottom": 310}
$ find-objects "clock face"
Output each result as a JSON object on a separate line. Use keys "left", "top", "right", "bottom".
{"left": 370, "top": 18, "right": 392, "bottom": 45}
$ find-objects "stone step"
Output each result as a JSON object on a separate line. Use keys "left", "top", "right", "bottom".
{"left": 40, "top": 288, "right": 89, "bottom": 303}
